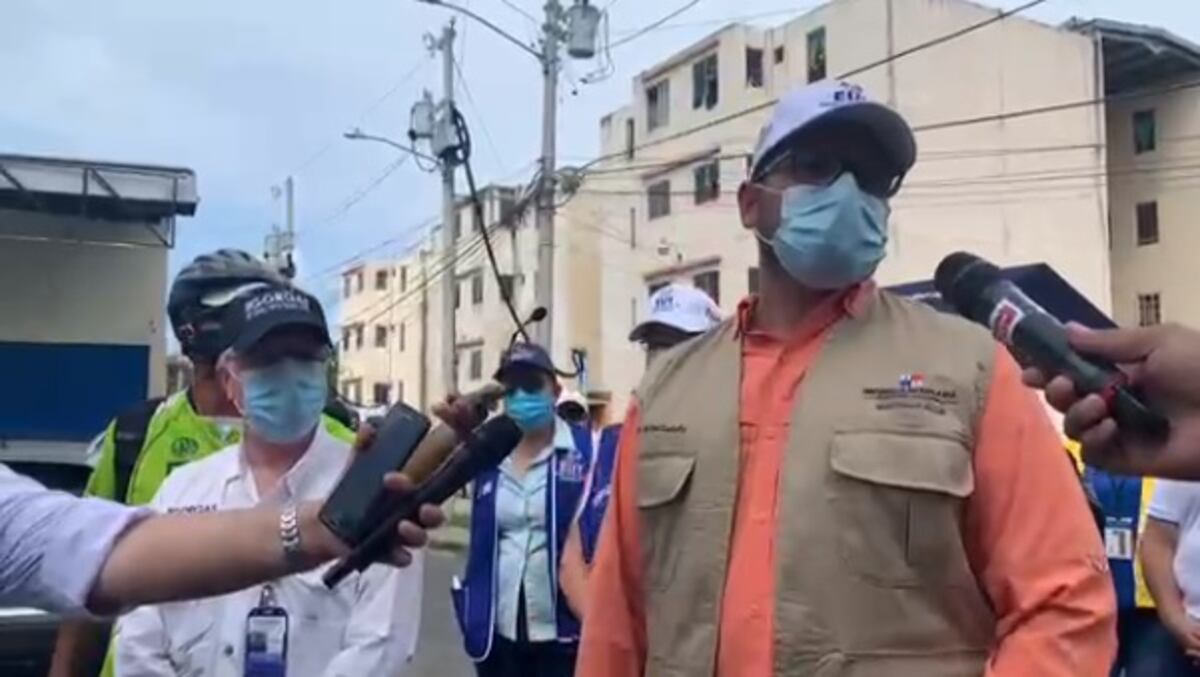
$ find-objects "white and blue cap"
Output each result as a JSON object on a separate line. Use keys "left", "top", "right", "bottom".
{"left": 629, "top": 283, "right": 722, "bottom": 342}
{"left": 748, "top": 80, "right": 916, "bottom": 181}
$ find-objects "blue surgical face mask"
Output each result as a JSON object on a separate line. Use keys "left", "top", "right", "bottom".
{"left": 505, "top": 389, "right": 556, "bottom": 433}
{"left": 757, "top": 172, "right": 890, "bottom": 290}
{"left": 237, "top": 359, "right": 328, "bottom": 444}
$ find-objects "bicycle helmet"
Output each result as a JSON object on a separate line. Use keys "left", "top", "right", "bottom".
{"left": 168, "top": 249, "right": 288, "bottom": 361}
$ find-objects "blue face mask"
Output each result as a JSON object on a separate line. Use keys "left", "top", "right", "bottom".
{"left": 760, "top": 172, "right": 890, "bottom": 290}
{"left": 504, "top": 390, "right": 556, "bottom": 432}
{"left": 238, "top": 359, "right": 328, "bottom": 444}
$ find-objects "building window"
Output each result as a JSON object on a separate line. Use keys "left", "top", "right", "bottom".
{"left": 473, "top": 207, "right": 484, "bottom": 233}
{"left": 624, "top": 118, "right": 635, "bottom": 160}
{"left": 774, "top": 45, "right": 785, "bottom": 64}
{"left": 629, "top": 207, "right": 637, "bottom": 249}
{"left": 374, "top": 325, "right": 388, "bottom": 348}
{"left": 373, "top": 382, "right": 391, "bottom": 406}
{"left": 1133, "top": 110, "right": 1157, "bottom": 154}
{"left": 454, "top": 212, "right": 463, "bottom": 240}
{"left": 471, "top": 272, "right": 484, "bottom": 305}
{"left": 341, "top": 329, "right": 351, "bottom": 352}
{"left": 355, "top": 272, "right": 364, "bottom": 292}
{"left": 693, "top": 161, "right": 720, "bottom": 204}
{"left": 342, "top": 379, "right": 362, "bottom": 404}
{"left": 748, "top": 267, "right": 760, "bottom": 295}
{"left": 469, "top": 349, "right": 483, "bottom": 381}
{"left": 375, "top": 269, "right": 388, "bottom": 290}
{"left": 1136, "top": 201, "right": 1159, "bottom": 246}
{"left": 343, "top": 275, "right": 353, "bottom": 298}
{"left": 807, "top": 27, "right": 827, "bottom": 83}
{"left": 1138, "top": 293, "right": 1162, "bottom": 327}
{"left": 498, "top": 274, "right": 515, "bottom": 301}
{"left": 396, "top": 380, "right": 405, "bottom": 403}
{"left": 746, "top": 48, "right": 764, "bottom": 88}
{"left": 354, "top": 325, "right": 364, "bottom": 350}
{"left": 647, "top": 180, "right": 671, "bottom": 219}
{"left": 454, "top": 280, "right": 461, "bottom": 309}
{"left": 399, "top": 266, "right": 408, "bottom": 292}
{"left": 646, "top": 79, "right": 670, "bottom": 132}
{"left": 692, "top": 53, "right": 719, "bottom": 110}
{"left": 694, "top": 270, "right": 720, "bottom": 305}
{"left": 500, "top": 197, "right": 516, "bottom": 226}
{"left": 399, "top": 322, "right": 406, "bottom": 351}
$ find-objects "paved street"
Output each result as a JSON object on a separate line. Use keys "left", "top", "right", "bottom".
{"left": 410, "top": 549, "right": 473, "bottom": 676}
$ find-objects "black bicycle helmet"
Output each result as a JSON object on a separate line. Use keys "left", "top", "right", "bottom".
{"left": 168, "top": 249, "right": 288, "bottom": 361}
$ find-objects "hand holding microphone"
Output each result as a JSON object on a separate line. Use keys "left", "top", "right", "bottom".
{"left": 1022, "top": 322, "right": 1200, "bottom": 481}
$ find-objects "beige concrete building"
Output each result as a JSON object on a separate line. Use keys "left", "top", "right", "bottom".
{"left": 577, "top": 0, "right": 1130, "bottom": 416}
{"left": 339, "top": 1, "right": 1200, "bottom": 423}
{"left": 1071, "top": 19, "right": 1200, "bottom": 330}
{"left": 336, "top": 184, "right": 606, "bottom": 412}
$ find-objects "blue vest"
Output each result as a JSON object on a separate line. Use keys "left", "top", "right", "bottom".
{"left": 450, "top": 423, "right": 593, "bottom": 661}
{"left": 579, "top": 424, "right": 621, "bottom": 563}
{"left": 1083, "top": 466, "right": 1156, "bottom": 610}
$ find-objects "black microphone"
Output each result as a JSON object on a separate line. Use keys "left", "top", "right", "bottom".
{"left": 323, "top": 415, "right": 524, "bottom": 588}
{"left": 934, "top": 252, "right": 1169, "bottom": 441}
{"left": 509, "top": 306, "right": 548, "bottom": 346}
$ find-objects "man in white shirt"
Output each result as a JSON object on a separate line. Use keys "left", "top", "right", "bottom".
{"left": 116, "top": 283, "right": 422, "bottom": 676}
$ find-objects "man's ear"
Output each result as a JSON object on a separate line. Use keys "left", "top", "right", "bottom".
{"left": 738, "top": 181, "right": 760, "bottom": 233}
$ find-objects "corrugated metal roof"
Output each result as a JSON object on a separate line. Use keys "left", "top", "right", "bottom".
{"left": 1066, "top": 17, "right": 1200, "bottom": 94}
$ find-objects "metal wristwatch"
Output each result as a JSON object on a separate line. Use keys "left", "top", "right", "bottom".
{"left": 279, "top": 501, "right": 304, "bottom": 568}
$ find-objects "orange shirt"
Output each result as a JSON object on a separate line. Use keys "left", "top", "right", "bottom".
{"left": 577, "top": 290, "right": 1116, "bottom": 677}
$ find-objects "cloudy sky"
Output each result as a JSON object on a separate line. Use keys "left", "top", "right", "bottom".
{"left": 3, "top": 0, "right": 1198, "bottom": 312}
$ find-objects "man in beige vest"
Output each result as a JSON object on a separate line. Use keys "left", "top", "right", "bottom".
{"left": 577, "top": 80, "right": 1116, "bottom": 676}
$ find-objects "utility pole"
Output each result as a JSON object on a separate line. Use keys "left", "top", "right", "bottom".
{"left": 437, "top": 22, "right": 459, "bottom": 396}
{"left": 265, "top": 176, "right": 297, "bottom": 279}
{"left": 534, "top": 0, "right": 562, "bottom": 351}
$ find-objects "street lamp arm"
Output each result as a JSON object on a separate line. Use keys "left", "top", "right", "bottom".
{"left": 415, "top": 0, "right": 543, "bottom": 61}
{"left": 344, "top": 129, "right": 441, "bottom": 165}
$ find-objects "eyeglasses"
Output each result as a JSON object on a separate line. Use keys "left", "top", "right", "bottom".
{"left": 763, "top": 150, "right": 902, "bottom": 198}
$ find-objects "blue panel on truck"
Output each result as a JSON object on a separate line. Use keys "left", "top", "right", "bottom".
{"left": 0, "top": 341, "right": 149, "bottom": 442}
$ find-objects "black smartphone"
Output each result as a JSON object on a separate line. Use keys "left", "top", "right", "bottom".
{"left": 319, "top": 402, "right": 431, "bottom": 546}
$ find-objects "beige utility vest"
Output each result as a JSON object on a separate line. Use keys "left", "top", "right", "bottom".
{"left": 636, "top": 290, "right": 999, "bottom": 677}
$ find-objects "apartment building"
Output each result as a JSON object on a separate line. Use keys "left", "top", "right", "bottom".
{"left": 336, "top": 184, "right": 605, "bottom": 411}
{"left": 1069, "top": 19, "right": 1200, "bottom": 330}
{"left": 579, "top": 0, "right": 1125, "bottom": 415}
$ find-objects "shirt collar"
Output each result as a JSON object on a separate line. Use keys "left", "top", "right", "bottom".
{"left": 500, "top": 416, "right": 578, "bottom": 476}
{"left": 227, "top": 425, "right": 337, "bottom": 503}
{"left": 736, "top": 280, "right": 875, "bottom": 343}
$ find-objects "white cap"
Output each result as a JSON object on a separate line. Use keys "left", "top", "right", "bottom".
{"left": 629, "top": 283, "right": 722, "bottom": 342}
{"left": 749, "top": 80, "right": 916, "bottom": 180}
{"left": 557, "top": 389, "right": 587, "bottom": 410}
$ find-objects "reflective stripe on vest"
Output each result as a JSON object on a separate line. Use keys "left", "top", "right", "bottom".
{"left": 581, "top": 424, "right": 621, "bottom": 563}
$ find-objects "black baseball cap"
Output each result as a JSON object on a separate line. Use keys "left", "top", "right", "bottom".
{"left": 494, "top": 342, "right": 555, "bottom": 380}
{"left": 222, "top": 284, "right": 331, "bottom": 354}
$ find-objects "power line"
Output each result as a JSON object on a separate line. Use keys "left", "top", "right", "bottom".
{"left": 452, "top": 54, "right": 507, "bottom": 173}
{"left": 283, "top": 57, "right": 429, "bottom": 180}
{"left": 499, "top": 0, "right": 539, "bottom": 26}
{"left": 582, "top": 0, "right": 1050, "bottom": 171}
{"left": 301, "top": 155, "right": 409, "bottom": 233}
{"left": 610, "top": 7, "right": 815, "bottom": 37}
{"left": 610, "top": 0, "right": 703, "bottom": 50}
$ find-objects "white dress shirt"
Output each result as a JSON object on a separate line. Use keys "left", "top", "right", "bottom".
{"left": 115, "top": 426, "right": 423, "bottom": 677}
{"left": 0, "top": 465, "right": 148, "bottom": 615}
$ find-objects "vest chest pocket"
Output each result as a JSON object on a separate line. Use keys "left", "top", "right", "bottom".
{"left": 637, "top": 453, "right": 696, "bottom": 592}
{"left": 829, "top": 431, "right": 976, "bottom": 589}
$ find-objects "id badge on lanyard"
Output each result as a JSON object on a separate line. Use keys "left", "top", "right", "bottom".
{"left": 1104, "top": 515, "right": 1135, "bottom": 561}
{"left": 245, "top": 585, "right": 289, "bottom": 677}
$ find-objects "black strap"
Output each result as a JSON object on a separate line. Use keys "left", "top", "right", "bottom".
{"left": 112, "top": 397, "right": 166, "bottom": 503}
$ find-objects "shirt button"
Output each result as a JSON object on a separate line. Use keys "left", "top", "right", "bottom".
{"left": 224, "top": 645, "right": 235, "bottom": 657}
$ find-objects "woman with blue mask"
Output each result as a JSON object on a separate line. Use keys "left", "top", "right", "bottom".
{"left": 451, "top": 342, "right": 592, "bottom": 677}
